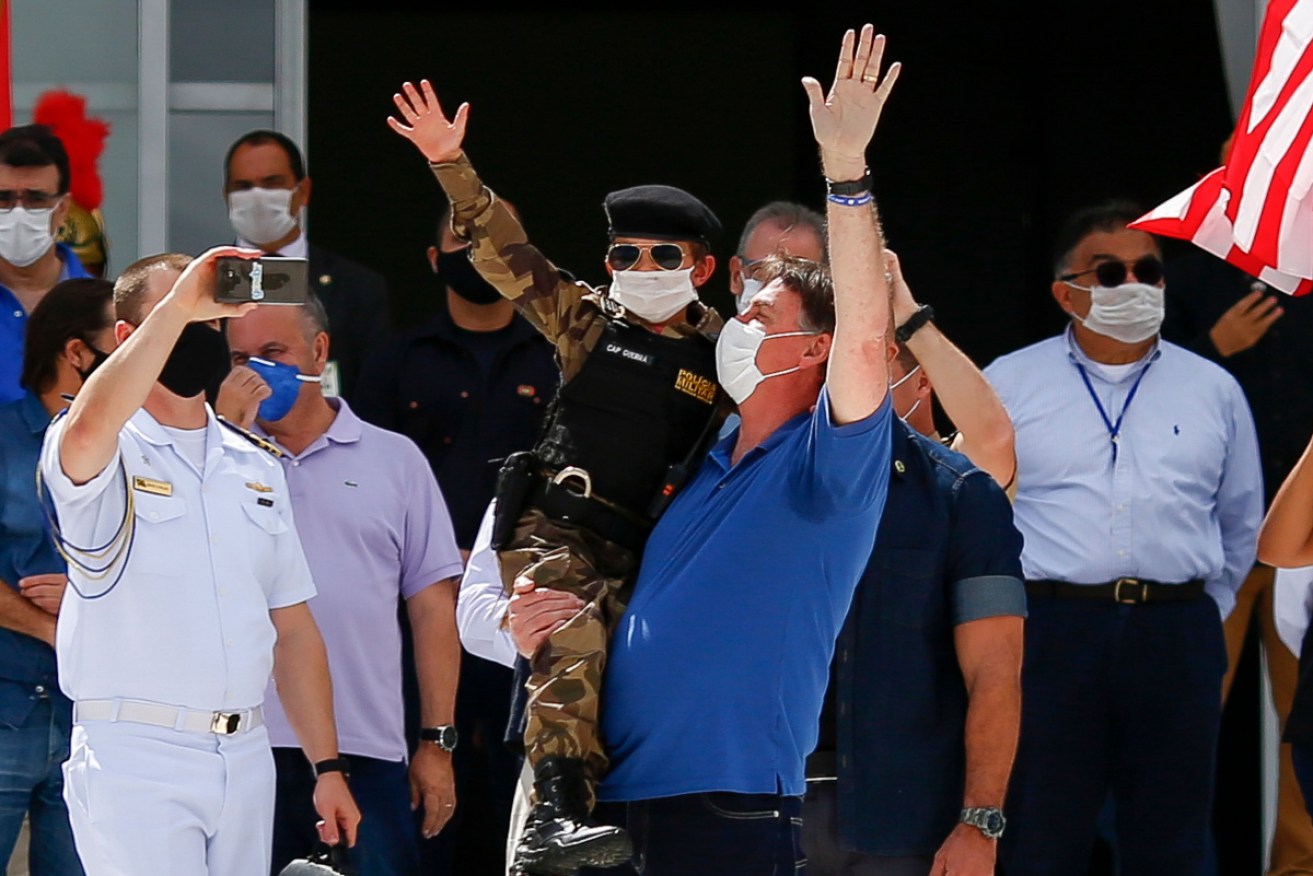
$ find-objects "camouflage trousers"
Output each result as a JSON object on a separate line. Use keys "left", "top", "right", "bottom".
{"left": 498, "top": 507, "right": 638, "bottom": 809}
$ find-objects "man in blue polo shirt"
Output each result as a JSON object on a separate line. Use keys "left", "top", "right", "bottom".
{"left": 0, "top": 125, "right": 90, "bottom": 404}
{"left": 568, "top": 25, "right": 898, "bottom": 876}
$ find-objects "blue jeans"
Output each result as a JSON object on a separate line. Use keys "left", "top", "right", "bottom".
{"left": 269, "top": 749, "right": 419, "bottom": 876}
{"left": 0, "top": 693, "right": 82, "bottom": 875}
{"left": 584, "top": 792, "right": 804, "bottom": 876}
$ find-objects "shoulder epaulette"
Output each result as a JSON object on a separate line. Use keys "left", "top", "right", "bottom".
{"left": 216, "top": 415, "right": 285, "bottom": 458}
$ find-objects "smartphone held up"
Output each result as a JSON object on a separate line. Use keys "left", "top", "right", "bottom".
{"left": 215, "top": 256, "right": 309, "bottom": 305}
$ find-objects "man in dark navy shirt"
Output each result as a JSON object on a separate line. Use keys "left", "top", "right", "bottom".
{"left": 355, "top": 206, "right": 557, "bottom": 875}
{"left": 803, "top": 251, "right": 1025, "bottom": 876}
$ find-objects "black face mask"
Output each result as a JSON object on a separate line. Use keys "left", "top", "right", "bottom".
{"left": 158, "top": 322, "right": 231, "bottom": 398}
{"left": 74, "top": 342, "right": 111, "bottom": 383}
{"left": 437, "top": 248, "right": 503, "bottom": 306}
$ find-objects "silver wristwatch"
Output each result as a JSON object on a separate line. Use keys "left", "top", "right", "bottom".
{"left": 960, "top": 806, "right": 1006, "bottom": 840}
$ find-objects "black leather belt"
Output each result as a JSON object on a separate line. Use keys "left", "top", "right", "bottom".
{"left": 528, "top": 478, "right": 650, "bottom": 555}
{"left": 1025, "top": 578, "right": 1205, "bottom": 605}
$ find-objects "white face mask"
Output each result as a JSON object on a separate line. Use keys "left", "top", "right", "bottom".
{"left": 0, "top": 206, "right": 56, "bottom": 267}
{"left": 891, "top": 364, "right": 922, "bottom": 421}
{"left": 228, "top": 186, "right": 299, "bottom": 246}
{"left": 715, "top": 317, "right": 816, "bottom": 405}
{"left": 737, "top": 277, "right": 763, "bottom": 315}
{"left": 609, "top": 267, "right": 699, "bottom": 323}
{"left": 1073, "top": 282, "right": 1165, "bottom": 344}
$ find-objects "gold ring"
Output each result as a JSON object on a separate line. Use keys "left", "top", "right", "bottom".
{"left": 862, "top": 75, "right": 879, "bottom": 83}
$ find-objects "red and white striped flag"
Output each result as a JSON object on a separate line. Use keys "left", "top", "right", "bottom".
{"left": 1132, "top": 0, "right": 1313, "bottom": 295}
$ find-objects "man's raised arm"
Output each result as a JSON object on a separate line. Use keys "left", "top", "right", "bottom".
{"left": 389, "top": 80, "right": 584, "bottom": 345}
{"left": 802, "top": 25, "right": 900, "bottom": 425}
{"left": 59, "top": 249, "right": 257, "bottom": 485}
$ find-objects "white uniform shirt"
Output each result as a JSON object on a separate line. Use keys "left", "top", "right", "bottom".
{"left": 40, "top": 408, "right": 316, "bottom": 711}
{"left": 456, "top": 500, "right": 517, "bottom": 668}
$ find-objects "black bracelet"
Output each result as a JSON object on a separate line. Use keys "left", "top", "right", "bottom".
{"left": 825, "top": 168, "right": 872, "bottom": 197}
{"left": 313, "top": 757, "right": 351, "bottom": 780}
{"left": 895, "top": 304, "right": 936, "bottom": 344}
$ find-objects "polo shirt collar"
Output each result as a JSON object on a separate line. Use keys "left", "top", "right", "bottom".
{"left": 18, "top": 390, "right": 52, "bottom": 433}
{"left": 709, "top": 405, "right": 811, "bottom": 472}
{"left": 1063, "top": 324, "right": 1162, "bottom": 383}
{"left": 257, "top": 398, "right": 362, "bottom": 462}
{"left": 0, "top": 243, "right": 88, "bottom": 303}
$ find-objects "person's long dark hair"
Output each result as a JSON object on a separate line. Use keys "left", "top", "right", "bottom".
{"left": 21, "top": 277, "right": 115, "bottom": 393}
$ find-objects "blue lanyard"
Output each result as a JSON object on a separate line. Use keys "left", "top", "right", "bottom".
{"left": 1074, "top": 360, "right": 1154, "bottom": 463}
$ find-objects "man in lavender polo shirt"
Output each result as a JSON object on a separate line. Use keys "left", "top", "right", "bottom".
{"left": 226, "top": 296, "right": 464, "bottom": 876}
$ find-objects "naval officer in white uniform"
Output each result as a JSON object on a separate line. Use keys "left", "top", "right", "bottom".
{"left": 39, "top": 249, "right": 361, "bottom": 876}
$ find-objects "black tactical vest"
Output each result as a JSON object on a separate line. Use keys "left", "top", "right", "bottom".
{"left": 533, "top": 316, "right": 720, "bottom": 517}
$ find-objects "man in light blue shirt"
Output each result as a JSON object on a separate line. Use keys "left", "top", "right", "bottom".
{"left": 985, "top": 201, "right": 1262, "bottom": 875}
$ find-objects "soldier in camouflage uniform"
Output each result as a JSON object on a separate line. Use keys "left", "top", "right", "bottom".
{"left": 389, "top": 80, "right": 725, "bottom": 875}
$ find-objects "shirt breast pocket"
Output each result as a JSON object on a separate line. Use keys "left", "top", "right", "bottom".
{"left": 239, "top": 501, "right": 289, "bottom": 580}
{"left": 130, "top": 494, "right": 189, "bottom": 574}
{"left": 871, "top": 547, "right": 944, "bottom": 630}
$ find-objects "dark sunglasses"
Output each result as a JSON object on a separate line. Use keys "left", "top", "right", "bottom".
{"left": 606, "top": 243, "right": 689, "bottom": 272}
{"left": 1061, "top": 256, "right": 1164, "bottom": 288}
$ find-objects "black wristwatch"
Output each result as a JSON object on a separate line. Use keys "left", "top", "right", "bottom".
{"left": 895, "top": 304, "right": 936, "bottom": 344}
{"left": 960, "top": 806, "right": 1006, "bottom": 840}
{"left": 825, "top": 168, "right": 871, "bottom": 197}
{"left": 313, "top": 757, "right": 350, "bottom": 780}
{"left": 419, "top": 725, "right": 459, "bottom": 752}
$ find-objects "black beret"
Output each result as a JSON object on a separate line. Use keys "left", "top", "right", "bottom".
{"left": 604, "top": 185, "right": 722, "bottom": 244}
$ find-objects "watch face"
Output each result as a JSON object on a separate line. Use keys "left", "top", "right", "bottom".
{"left": 440, "top": 726, "right": 458, "bottom": 749}
{"left": 985, "top": 812, "right": 1005, "bottom": 833}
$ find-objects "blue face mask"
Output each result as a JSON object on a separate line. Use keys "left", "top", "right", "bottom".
{"left": 247, "top": 356, "right": 322, "bottom": 422}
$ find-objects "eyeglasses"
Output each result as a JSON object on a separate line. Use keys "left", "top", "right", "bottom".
{"left": 0, "top": 189, "right": 63, "bottom": 211}
{"left": 1061, "top": 256, "right": 1164, "bottom": 289}
{"left": 606, "top": 243, "right": 689, "bottom": 272}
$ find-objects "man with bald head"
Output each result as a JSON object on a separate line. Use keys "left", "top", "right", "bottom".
{"left": 227, "top": 300, "right": 464, "bottom": 876}
{"left": 729, "top": 201, "right": 826, "bottom": 313}
{"left": 39, "top": 250, "right": 359, "bottom": 875}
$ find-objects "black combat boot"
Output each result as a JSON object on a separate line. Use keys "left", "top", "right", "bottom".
{"left": 515, "top": 757, "right": 632, "bottom": 875}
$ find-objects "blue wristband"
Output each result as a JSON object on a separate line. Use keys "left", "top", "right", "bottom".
{"left": 826, "top": 192, "right": 873, "bottom": 207}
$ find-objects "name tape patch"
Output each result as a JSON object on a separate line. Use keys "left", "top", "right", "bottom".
{"left": 132, "top": 476, "right": 173, "bottom": 497}
{"left": 604, "top": 343, "right": 656, "bottom": 367}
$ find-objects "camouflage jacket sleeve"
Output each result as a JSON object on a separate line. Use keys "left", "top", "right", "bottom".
{"left": 429, "top": 154, "right": 602, "bottom": 376}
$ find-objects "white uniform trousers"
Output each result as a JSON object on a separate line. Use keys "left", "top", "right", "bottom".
{"left": 63, "top": 719, "right": 275, "bottom": 876}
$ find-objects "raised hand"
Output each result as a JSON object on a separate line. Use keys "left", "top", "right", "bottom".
{"left": 801, "top": 24, "right": 901, "bottom": 179}
{"left": 388, "top": 80, "right": 469, "bottom": 164}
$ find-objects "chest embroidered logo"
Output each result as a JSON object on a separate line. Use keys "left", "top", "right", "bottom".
{"left": 516, "top": 385, "right": 536, "bottom": 398}
{"left": 132, "top": 476, "right": 172, "bottom": 497}
{"left": 345, "top": 480, "right": 359, "bottom": 488}
{"left": 244, "top": 481, "right": 274, "bottom": 493}
{"left": 257, "top": 497, "right": 274, "bottom": 507}
{"left": 674, "top": 369, "right": 717, "bottom": 404}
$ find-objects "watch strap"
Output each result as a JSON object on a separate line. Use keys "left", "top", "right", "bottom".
{"left": 895, "top": 304, "right": 936, "bottom": 344}
{"left": 825, "top": 169, "right": 872, "bottom": 197}
{"left": 419, "top": 724, "right": 459, "bottom": 751}
{"left": 313, "top": 757, "right": 350, "bottom": 780}
{"left": 960, "top": 805, "right": 1006, "bottom": 839}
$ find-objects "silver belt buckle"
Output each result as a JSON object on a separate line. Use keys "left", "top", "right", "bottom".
{"left": 211, "top": 711, "right": 242, "bottom": 735}
{"left": 551, "top": 466, "right": 593, "bottom": 499}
